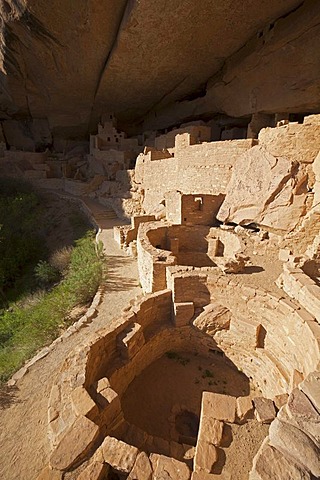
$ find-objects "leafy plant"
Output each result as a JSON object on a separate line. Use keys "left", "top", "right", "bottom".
{"left": 0, "top": 178, "right": 44, "bottom": 297}
{"left": 34, "top": 261, "right": 60, "bottom": 286}
{"left": 165, "top": 351, "right": 190, "bottom": 366}
{"left": 49, "top": 246, "right": 72, "bottom": 273}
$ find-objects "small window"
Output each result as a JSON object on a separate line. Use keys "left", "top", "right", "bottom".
{"left": 194, "top": 197, "right": 203, "bottom": 211}
{"left": 107, "top": 137, "right": 110, "bottom": 141}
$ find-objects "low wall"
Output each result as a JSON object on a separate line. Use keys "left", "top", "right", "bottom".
{"left": 137, "top": 223, "right": 243, "bottom": 293}
{"left": 46, "top": 274, "right": 320, "bottom": 478}
{"left": 137, "top": 223, "right": 177, "bottom": 293}
{"left": 277, "top": 261, "right": 320, "bottom": 324}
{"left": 250, "top": 372, "right": 320, "bottom": 480}
{"left": 167, "top": 267, "right": 320, "bottom": 398}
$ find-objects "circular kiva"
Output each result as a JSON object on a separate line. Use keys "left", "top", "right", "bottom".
{"left": 46, "top": 269, "right": 320, "bottom": 479}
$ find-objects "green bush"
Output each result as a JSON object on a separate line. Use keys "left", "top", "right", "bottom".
{"left": 0, "top": 178, "right": 44, "bottom": 294}
{"left": 0, "top": 232, "right": 103, "bottom": 383}
{"left": 34, "top": 261, "right": 60, "bottom": 286}
{"left": 0, "top": 178, "right": 104, "bottom": 383}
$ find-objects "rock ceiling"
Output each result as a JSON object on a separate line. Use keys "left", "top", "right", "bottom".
{"left": 0, "top": 0, "right": 319, "bottom": 137}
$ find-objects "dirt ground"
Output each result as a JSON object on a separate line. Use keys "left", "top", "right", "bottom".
{"left": 222, "top": 421, "right": 269, "bottom": 479}
{"left": 121, "top": 352, "right": 265, "bottom": 478}
{"left": 122, "top": 352, "right": 256, "bottom": 440}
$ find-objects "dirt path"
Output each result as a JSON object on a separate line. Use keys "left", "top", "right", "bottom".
{"left": 0, "top": 199, "right": 141, "bottom": 480}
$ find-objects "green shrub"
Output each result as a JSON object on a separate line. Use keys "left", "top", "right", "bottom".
{"left": 0, "top": 178, "right": 104, "bottom": 383}
{"left": 34, "top": 261, "right": 60, "bottom": 286}
{"left": 49, "top": 246, "right": 72, "bottom": 273}
{"left": 34, "top": 260, "right": 60, "bottom": 286}
{"left": 0, "top": 231, "right": 103, "bottom": 383}
{"left": 0, "top": 178, "right": 44, "bottom": 295}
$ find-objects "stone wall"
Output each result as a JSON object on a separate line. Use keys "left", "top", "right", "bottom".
{"left": 137, "top": 223, "right": 177, "bottom": 293}
{"left": 277, "top": 261, "right": 320, "bottom": 325}
{"left": 155, "top": 126, "right": 211, "bottom": 151}
{"left": 45, "top": 273, "right": 320, "bottom": 478}
{"left": 135, "top": 137, "right": 254, "bottom": 213}
{"left": 167, "top": 267, "right": 320, "bottom": 398}
{"left": 137, "top": 223, "right": 243, "bottom": 293}
{"left": 165, "top": 192, "right": 225, "bottom": 226}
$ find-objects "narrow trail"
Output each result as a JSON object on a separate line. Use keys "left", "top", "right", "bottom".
{"left": 0, "top": 198, "right": 142, "bottom": 480}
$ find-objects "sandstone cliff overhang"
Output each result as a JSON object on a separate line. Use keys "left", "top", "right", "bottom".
{"left": 0, "top": 0, "right": 319, "bottom": 139}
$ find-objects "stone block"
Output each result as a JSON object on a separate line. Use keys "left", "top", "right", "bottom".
{"left": 150, "top": 436, "right": 170, "bottom": 456}
{"left": 192, "top": 474, "right": 231, "bottom": 480}
{"left": 71, "top": 386, "right": 98, "bottom": 418}
{"left": 173, "top": 302, "right": 194, "bottom": 327}
{"left": 97, "top": 377, "right": 110, "bottom": 392}
{"left": 273, "top": 393, "right": 289, "bottom": 411}
{"left": 229, "top": 316, "right": 261, "bottom": 348}
{"left": 182, "top": 445, "right": 195, "bottom": 461}
{"left": 278, "top": 404, "right": 320, "bottom": 445}
{"left": 278, "top": 297, "right": 298, "bottom": 314}
{"left": 36, "top": 467, "right": 62, "bottom": 480}
{"left": 117, "top": 323, "right": 145, "bottom": 360}
{"left": 98, "top": 387, "right": 122, "bottom": 428}
{"left": 299, "top": 371, "right": 320, "bottom": 413}
{"left": 193, "top": 302, "right": 231, "bottom": 336}
{"left": 77, "top": 461, "right": 109, "bottom": 480}
{"left": 125, "top": 424, "right": 148, "bottom": 450}
{"left": 98, "top": 385, "right": 119, "bottom": 407}
{"left": 50, "top": 416, "right": 100, "bottom": 471}
{"left": 150, "top": 454, "right": 191, "bottom": 480}
{"left": 278, "top": 248, "right": 292, "bottom": 262}
{"left": 269, "top": 418, "right": 320, "bottom": 477}
{"left": 101, "top": 437, "right": 138, "bottom": 474}
{"left": 253, "top": 397, "right": 276, "bottom": 424}
{"left": 236, "top": 396, "right": 253, "bottom": 423}
{"left": 199, "top": 416, "right": 224, "bottom": 447}
{"left": 127, "top": 452, "right": 152, "bottom": 480}
{"left": 251, "top": 439, "right": 312, "bottom": 480}
{"left": 287, "top": 388, "right": 320, "bottom": 421}
{"left": 169, "top": 441, "right": 185, "bottom": 460}
{"left": 131, "top": 214, "right": 156, "bottom": 230}
{"left": 202, "top": 392, "right": 236, "bottom": 423}
{"left": 194, "top": 441, "right": 218, "bottom": 474}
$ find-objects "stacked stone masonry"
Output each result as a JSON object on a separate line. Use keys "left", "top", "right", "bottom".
{"left": 44, "top": 268, "right": 320, "bottom": 478}
{"left": 8, "top": 113, "right": 320, "bottom": 479}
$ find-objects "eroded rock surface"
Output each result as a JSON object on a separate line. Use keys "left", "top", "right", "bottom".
{"left": 217, "top": 145, "right": 307, "bottom": 231}
{"left": 0, "top": 0, "right": 318, "bottom": 142}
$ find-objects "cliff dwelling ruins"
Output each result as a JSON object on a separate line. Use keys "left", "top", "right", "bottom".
{"left": 0, "top": 1, "right": 320, "bottom": 480}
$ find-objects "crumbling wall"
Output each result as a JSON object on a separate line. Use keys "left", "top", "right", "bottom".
{"left": 135, "top": 137, "right": 254, "bottom": 213}
{"left": 165, "top": 192, "right": 225, "bottom": 226}
{"left": 167, "top": 267, "right": 320, "bottom": 397}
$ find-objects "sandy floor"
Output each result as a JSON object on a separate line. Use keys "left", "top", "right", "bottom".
{"left": 122, "top": 352, "right": 255, "bottom": 441}
{"left": 217, "top": 421, "right": 269, "bottom": 479}
{"left": 0, "top": 196, "right": 141, "bottom": 480}
{"left": 121, "top": 352, "right": 267, "bottom": 479}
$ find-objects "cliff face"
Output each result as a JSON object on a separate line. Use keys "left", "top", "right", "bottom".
{"left": 0, "top": 0, "right": 319, "bottom": 145}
